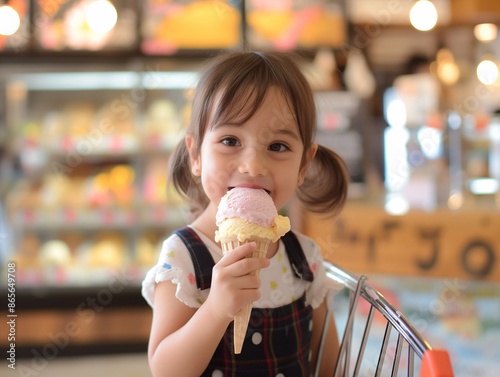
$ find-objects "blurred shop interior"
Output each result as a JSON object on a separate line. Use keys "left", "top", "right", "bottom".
{"left": 0, "top": 0, "right": 499, "bottom": 376}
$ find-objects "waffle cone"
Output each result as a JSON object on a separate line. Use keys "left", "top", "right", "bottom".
{"left": 220, "top": 235, "right": 271, "bottom": 354}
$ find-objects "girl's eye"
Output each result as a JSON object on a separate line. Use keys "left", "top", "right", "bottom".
{"left": 221, "top": 137, "right": 240, "bottom": 147}
{"left": 269, "top": 142, "right": 289, "bottom": 152}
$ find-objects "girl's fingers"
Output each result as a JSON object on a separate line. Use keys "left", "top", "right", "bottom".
{"left": 219, "top": 242, "right": 257, "bottom": 265}
{"left": 233, "top": 274, "right": 262, "bottom": 290}
{"left": 209, "top": 242, "right": 269, "bottom": 319}
{"left": 216, "top": 242, "right": 269, "bottom": 276}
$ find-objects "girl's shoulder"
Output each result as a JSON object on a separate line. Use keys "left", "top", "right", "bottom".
{"left": 160, "top": 228, "right": 220, "bottom": 268}
{"left": 162, "top": 231, "right": 185, "bottom": 246}
{"left": 156, "top": 231, "right": 194, "bottom": 265}
{"left": 291, "top": 231, "right": 323, "bottom": 256}
{"left": 142, "top": 229, "right": 212, "bottom": 309}
{"left": 161, "top": 227, "right": 217, "bottom": 252}
{"left": 286, "top": 231, "right": 342, "bottom": 308}
{"left": 287, "top": 231, "right": 327, "bottom": 275}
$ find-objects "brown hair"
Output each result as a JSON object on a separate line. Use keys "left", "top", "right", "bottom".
{"left": 169, "top": 51, "right": 348, "bottom": 216}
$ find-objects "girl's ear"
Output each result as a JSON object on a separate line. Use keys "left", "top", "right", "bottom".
{"left": 185, "top": 133, "right": 201, "bottom": 176}
{"left": 298, "top": 143, "right": 318, "bottom": 186}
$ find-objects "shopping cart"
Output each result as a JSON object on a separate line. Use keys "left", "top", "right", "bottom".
{"left": 317, "top": 261, "right": 454, "bottom": 377}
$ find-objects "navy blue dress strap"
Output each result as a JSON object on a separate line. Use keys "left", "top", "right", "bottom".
{"left": 281, "top": 231, "right": 315, "bottom": 282}
{"left": 173, "top": 227, "right": 215, "bottom": 290}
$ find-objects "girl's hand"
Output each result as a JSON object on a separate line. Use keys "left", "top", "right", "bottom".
{"left": 206, "top": 242, "right": 270, "bottom": 322}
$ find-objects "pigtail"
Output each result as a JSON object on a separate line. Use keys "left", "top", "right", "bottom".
{"left": 297, "top": 144, "right": 349, "bottom": 215}
{"left": 168, "top": 138, "right": 208, "bottom": 217}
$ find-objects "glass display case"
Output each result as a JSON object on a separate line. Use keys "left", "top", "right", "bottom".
{"left": 0, "top": 60, "right": 202, "bottom": 356}
{"left": 2, "top": 63, "right": 201, "bottom": 289}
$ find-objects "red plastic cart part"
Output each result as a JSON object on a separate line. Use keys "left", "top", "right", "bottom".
{"left": 420, "top": 349, "right": 454, "bottom": 377}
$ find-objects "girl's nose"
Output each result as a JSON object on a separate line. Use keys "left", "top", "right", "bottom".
{"left": 238, "top": 150, "right": 268, "bottom": 176}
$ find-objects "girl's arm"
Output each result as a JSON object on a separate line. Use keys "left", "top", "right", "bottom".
{"left": 311, "top": 299, "right": 340, "bottom": 377}
{"left": 147, "top": 242, "right": 269, "bottom": 377}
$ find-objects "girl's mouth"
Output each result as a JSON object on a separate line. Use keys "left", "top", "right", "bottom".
{"left": 228, "top": 186, "right": 271, "bottom": 195}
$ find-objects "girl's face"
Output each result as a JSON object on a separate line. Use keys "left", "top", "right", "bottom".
{"left": 187, "top": 87, "right": 316, "bottom": 213}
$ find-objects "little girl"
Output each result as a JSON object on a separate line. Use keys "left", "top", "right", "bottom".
{"left": 142, "top": 51, "right": 349, "bottom": 377}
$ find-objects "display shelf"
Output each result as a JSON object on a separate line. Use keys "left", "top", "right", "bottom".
{"left": 1, "top": 65, "right": 197, "bottom": 292}
{"left": 44, "top": 133, "right": 182, "bottom": 157}
{"left": 9, "top": 204, "right": 185, "bottom": 232}
{"left": 14, "top": 264, "right": 150, "bottom": 289}
{"left": 47, "top": 134, "right": 141, "bottom": 156}
{"left": 8, "top": 71, "right": 198, "bottom": 91}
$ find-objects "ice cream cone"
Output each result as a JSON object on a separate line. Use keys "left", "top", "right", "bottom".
{"left": 220, "top": 235, "right": 270, "bottom": 354}
{"left": 216, "top": 188, "right": 290, "bottom": 353}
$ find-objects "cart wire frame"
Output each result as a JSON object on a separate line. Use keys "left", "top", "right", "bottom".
{"left": 317, "top": 261, "right": 454, "bottom": 377}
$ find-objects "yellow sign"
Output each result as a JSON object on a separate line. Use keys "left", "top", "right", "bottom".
{"left": 303, "top": 205, "right": 500, "bottom": 281}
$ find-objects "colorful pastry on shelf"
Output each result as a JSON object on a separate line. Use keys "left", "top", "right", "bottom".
{"left": 85, "top": 232, "right": 127, "bottom": 268}
{"left": 144, "top": 157, "right": 185, "bottom": 206}
{"left": 6, "top": 179, "right": 41, "bottom": 212}
{"left": 63, "top": 102, "right": 96, "bottom": 137}
{"left": 39, "top": 240, "right": 73, "bottom": 267}
{"left": 19, "top": 121, "right": 47, "bottom": 173}
{"left": 43, "top": 110, "right": 66, "bottom": 150}
{"left": 136, "top": 233, "right": 161, "bottom": 267}
{"left": 142, "top": 157, "right": 168, "bottom": 205}
{"left": 40, "top": 174, "right": 72, "bottom": 209}
{"left": 20, "top": 121, "right": 42, "bottom": 145}
{"left": 108, "top": 165, "right": 136, "bottom": 207}
{"left": 43, "top": 98, "right": 138, "bottom": 154}
{"left": 63, "top": 177, "right": 87, "bottom": 209}
{"left": 143, "top": 99, "right": 182, "bottom": 150}
{"left": 94, "top": 99, "right": 138, "bottom": 153}
{"left": 87, "top": 164, "right": 136, "bottom": 208}
{"left": 12, "top": 234, "right": 41, "bottom": 269}
{"left": 87, "top": 171, "right": 114, "bottom": 208}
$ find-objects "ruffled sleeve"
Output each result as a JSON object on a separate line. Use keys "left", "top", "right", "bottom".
{"left": 299, "top": 235, "right": 344, "bottom": 309}
{"left": 141, "top": 233, "right": 208, "bottom": 309}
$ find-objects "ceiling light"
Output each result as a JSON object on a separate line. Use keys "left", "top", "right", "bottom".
{"left": 477, "top": 59, "right": 499, "bottom": 85}
{"left": 435, "top": 48, "right": 460, "bottom": 85}
{"left": 85, "top": 0, "right": 118, "bottom": 34}
{"left": 410, "top": 0, "right": 438, "bottom": 31}
{"left": 474, "top": 23, "right": 497, "bottom": 42}
{"left": 0, "top": 5, "right": 21, "bottom": 36}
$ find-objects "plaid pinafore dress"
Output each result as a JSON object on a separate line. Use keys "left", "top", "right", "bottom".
{"left": 174, "top": 227, "right": 315, "bottom": 377}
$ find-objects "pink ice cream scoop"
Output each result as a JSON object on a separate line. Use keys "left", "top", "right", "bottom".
{"left": 215, "top": 187, "right": 290, "bottom": 244}
{"left": 216, "top": 187, "right": 277, "bottom": 227}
